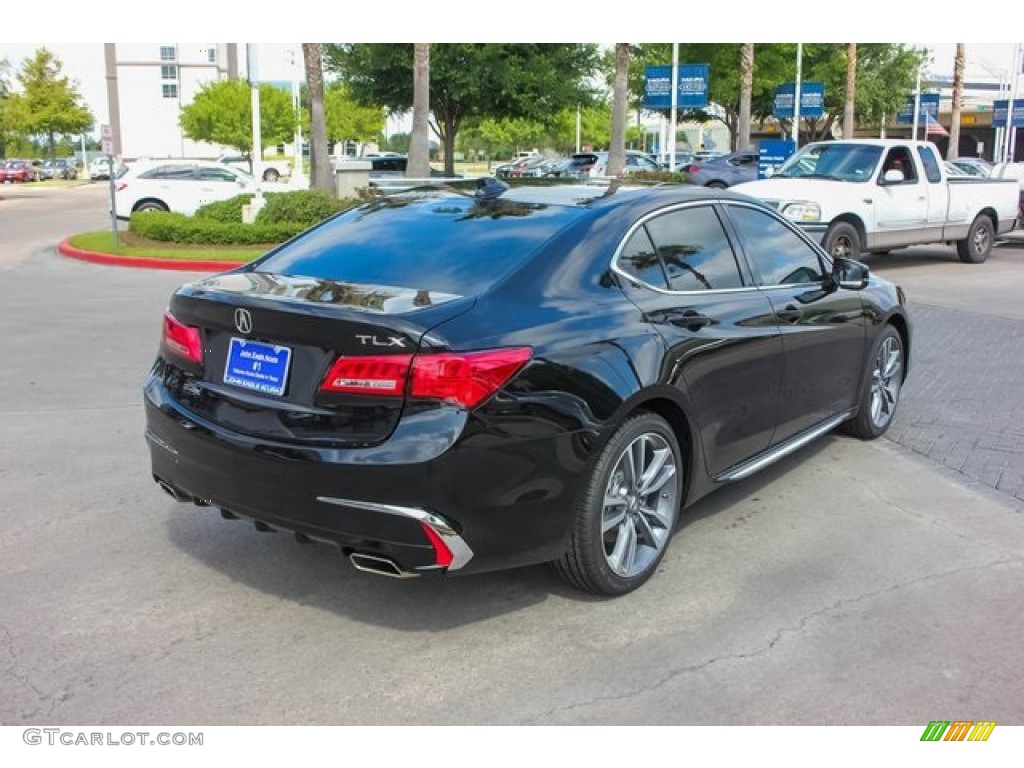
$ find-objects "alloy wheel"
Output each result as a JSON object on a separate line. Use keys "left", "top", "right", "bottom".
{"left": 869, "top": 335, "right": 902, "bottom": 429}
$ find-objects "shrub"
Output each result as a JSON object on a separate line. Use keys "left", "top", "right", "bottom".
{"left": 130, "top": 212, "right": 306, "bottom": 245}
{"left": 194, "top": 193, "right": 255, "bottom": 223}
{"left": 255, "top": 189, "right": 352, "bottom": 226}
{"left": 630, "top": 171, "right": 688, "bottom": 184}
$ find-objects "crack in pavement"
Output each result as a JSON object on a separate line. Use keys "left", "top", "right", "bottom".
{"left": 0, "top": 622, "right": 58, "bottom": 720}
{"left": 519, "top": 556, "right": 1022, "bottom": 724}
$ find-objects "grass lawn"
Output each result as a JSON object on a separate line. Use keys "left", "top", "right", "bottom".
{"left": 68, "top": 231, "right": 271, "bottom": 262}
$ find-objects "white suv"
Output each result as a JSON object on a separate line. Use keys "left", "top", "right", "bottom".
{"left": 114, "top": 160, "right": 290, "bottom": 219}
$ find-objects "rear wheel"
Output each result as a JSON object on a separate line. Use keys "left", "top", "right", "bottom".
{"left": 823, "top": 221, "right": 862, "bottom": 260}
{"left": 705, "top": 180, "right": 727, "bottom": 189}
{"left": 262, "top": 168, "right": 280, "bottom": 182}
{"left": 956, "top": 215, "right": 994, "bottom": 263}
{"left": 134, "top": 200, "right": 169, "bottom": 213}
{"left": 553, "top": 412, "right": 682, "bottom": 596}
{"left": 843, "top": 325, "right": 904, "bottom": 440}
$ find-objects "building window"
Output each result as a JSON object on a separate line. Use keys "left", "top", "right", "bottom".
{"left": 162, "top": 83, "right": 178, "bottom": 99}
{"left": 160, "top": 46, "right": 176, "bottom": 62}
{"left": 160, "top": 65, "right": 177, "bottom": 80}
{"left": 207, "top": 47, "right": 217, "bottom": 63}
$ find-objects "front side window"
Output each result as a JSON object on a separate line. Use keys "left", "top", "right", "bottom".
{"left": 644, "top": 206, "right": 743, "bottom": 292}
{"left": 726, "top": 205, "right": 825, "bottom": 287}
{"left": 197, "top": 166, "right": 240, "bottom": 182}
{"left": 881, "top": 147, "right": 917, "bottom": 183}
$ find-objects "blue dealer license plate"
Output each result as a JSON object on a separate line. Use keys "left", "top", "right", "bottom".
{"left": 224, "top": 338, "right": 292, "bottom": 396}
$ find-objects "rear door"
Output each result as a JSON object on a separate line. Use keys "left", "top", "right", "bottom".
{"left": 615, "top": 202, "right": 783, "bottom": 476}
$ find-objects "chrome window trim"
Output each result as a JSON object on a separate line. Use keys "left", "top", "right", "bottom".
{"left": 610, "top": 198, "right": 833, "bottom": 296}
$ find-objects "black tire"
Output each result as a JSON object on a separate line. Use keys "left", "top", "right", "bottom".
{"left": 553, "top": 412, "right": 683, "bottom": 596}
{"left": 956, "top": 215, "right": 994, "bottom": 264}
{"left": 262, "top": 168, "right": 280, "bottom": 182}
{"left": 823, "top": 221, "right": 862, "bottom": 260}
{"left": 842, "top": 325, "right": 904, "bottom": 440}
{"left": 705, "top": 180, "right": 727, "bottom": 189}
{"left": 134, "top": 200, "right": 169, "bottom": 213}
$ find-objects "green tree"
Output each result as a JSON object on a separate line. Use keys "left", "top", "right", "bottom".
{"left": 179, "top": 78, "right": 296, "bottom": 166}
{"left": 0, "top": 57, "right": 12, "bottom": 157}
{"left": 326, "top": 43, "right": 600, "bottom": 175}
{"left": 5, "top": 48, "right": 91, "bottom": 161}
{"left": 324, "top": 82, "right": 384, "bottom": 154}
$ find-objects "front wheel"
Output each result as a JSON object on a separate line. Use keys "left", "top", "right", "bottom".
{"left": 843, "top": 325, "right": 904, "bottom": 440}
{"left": 553, "top": 412, "right": 683, "bottom": 596}
{"left": 823, "top": 221, "right": 862, "bottom": 260}
{"left": 705, "top": 180, "right": 727, "bottom": 189}
{"left": 262, "top": 168, "right": 280, "bottom": 182}
{"left": 956, "top": 215, "right": 994, "bottom": 263}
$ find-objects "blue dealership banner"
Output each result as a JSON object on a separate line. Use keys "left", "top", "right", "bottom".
{"left": 993, "top": 99, "right": 1024, "bottom": 127}
{"left": 643, "top": 64, "right": 709, "bottom": 110}
{"left": 773, "top": 82, "right": 825, "bottom": 119}
{"left": 758, "top": 140, "right": 796, "bottom": 179}
{"left": 896, "top": 93, "right": 939, "bottom": 124}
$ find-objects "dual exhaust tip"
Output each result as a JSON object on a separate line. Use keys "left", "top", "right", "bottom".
{"left": 155, "top": 477, "right": 418, "bottom": 579}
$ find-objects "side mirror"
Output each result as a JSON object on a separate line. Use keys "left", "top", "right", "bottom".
{"left": 833, "top": 257, "right": 870, "bottom": 290}
{"left": 881, "top": 169, "right": 905, "bottom": 185}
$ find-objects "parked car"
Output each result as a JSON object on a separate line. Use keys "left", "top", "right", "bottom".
{"left": 41, "top": 158, "right": 78, "bottom": 180}
{"left": 494, "top": 155, "right": 537, "bottom": 179}
{"left": 89, "top": 157, "right": 115, "bottom": 180}
{"left": 333, "top": 155, "right": 455, "bottom": 179}
{"left": 989, "top": 161, "right": 1024, "bottom": 221}
{"left": 507, "top": 155, "right": 553, "bottom": 178}
{"left": 217, "top": 153, "right": 291, "bottom": 182}
{"left": 663, "top": 150, "right": 696, "bottom": 172}
{"left": 735, "top": 140, "right": 1020, "bottom": 263}
{"left": 947, "top": 157, "right": 993, "bottom": 178}
{"left": 587, "top": 150, "right": 662, "bottom": 177}
{"left": 144, "top": 183, "right": 911, "bottom": 596}
{"left": 1, "top": 159, "right": 43, "bottom": 183}
{"left": 113, "top": 160, "right": 291, "bottom": 218}
{"left": 685, "top": 150, "right": 759, "bottom": 188}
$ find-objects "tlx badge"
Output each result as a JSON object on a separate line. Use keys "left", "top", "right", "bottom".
{"left": 356, "top": 334, "right": 406, "bottom": 348}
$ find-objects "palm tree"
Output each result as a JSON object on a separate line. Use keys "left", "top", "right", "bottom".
{"left": 302, "top": 43, "right": 332, "bottom": 194}
{"left": 948, "top": 44, "right": 965, "bottom": 159}
{"left": 844, "top": 44, "right": 857, "bottom": 139}
{"left": 607, "top": 44, "right": 630, "bottom": 177}
{"left": 737, "top": 44, "right": 754, "bottom": 150}
{"left": 408, "top": 44, "right": 431, "bottom": 179}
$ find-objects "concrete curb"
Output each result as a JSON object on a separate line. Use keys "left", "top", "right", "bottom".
{"left": 57, "top": 237, "right": 245, "bottom": 272}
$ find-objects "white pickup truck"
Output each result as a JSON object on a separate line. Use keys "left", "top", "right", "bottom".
{"left": 734, "top": 139, "right": 1019, "bottom": 263}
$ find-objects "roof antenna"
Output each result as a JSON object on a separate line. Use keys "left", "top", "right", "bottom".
{"left": 475, "top": 177, "right": 509, "bottom": 200}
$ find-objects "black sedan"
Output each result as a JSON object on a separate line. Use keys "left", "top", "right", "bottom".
{"left": 145, "top": 182, "right": 910, "bottom": 595}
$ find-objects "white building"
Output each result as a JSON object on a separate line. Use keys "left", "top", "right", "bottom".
{"left": 104, "top": 43, "right": 239, "bottom": 160}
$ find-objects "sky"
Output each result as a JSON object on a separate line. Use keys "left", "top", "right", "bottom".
{"left": 2, "top": 29, "right": 1021, "bottom": 139}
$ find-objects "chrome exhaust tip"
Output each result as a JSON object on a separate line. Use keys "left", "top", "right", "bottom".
{"left": 348, "top": 552, "right": 418, "bottom": 579}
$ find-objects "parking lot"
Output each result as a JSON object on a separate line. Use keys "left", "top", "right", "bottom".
{"left": 1, "top": 184, "right": 1022, "bottom": 725}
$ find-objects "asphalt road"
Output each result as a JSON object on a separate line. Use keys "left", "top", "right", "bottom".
{"left": 1, "top": 185, "right": 1022, "bottom": 725}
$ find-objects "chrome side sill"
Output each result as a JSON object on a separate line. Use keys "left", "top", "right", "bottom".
{"left": 715, "top": 410, "right": 853, "bottom": 483}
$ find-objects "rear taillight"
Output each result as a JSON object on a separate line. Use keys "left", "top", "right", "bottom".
{"left": 686, "top": 165, "right": 700, "bottom": 174}
{"left": 320, "top": 348, "right": 531, "bottom": 409}
{"left": 161, "top": 310, "right": 203, "bottom": 364}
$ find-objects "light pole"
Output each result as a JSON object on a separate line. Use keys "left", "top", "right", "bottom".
{"left": 289, "top": 47, "right": 306, "bottom": 185}
{"left": 247, "top": 44, "right": 265, "bottom": 216}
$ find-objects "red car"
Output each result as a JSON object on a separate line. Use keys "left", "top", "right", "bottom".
{"left": 1, "top": 159, "right": 43, "bottom": 183}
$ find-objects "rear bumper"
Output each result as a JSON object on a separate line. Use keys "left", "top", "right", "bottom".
{"left": 144, "top": 375, "right": 590, "bottom": 576}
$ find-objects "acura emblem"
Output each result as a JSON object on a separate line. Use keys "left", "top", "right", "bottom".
{"left": 234, "top": 308, "right": 253, "bottom": 334}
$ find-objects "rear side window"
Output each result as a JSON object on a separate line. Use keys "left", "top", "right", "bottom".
{"left": 917, "top": 146, "right": 942, "bottom": 183}
{"left": 644, "top": 205, "right": 743, "bottom": 291}
{"left": 253, "top": 195, "right": 584, "bottom": 295}
{"left": 618, "top": 227, "right": 668, "bottom": 288}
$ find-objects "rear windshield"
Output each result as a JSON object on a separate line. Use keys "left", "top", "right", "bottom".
{"left": 252, "top": 193, "right": 586, "bottom": 295}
